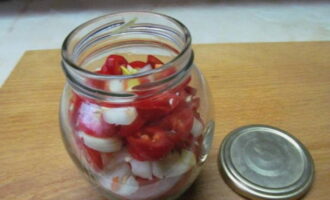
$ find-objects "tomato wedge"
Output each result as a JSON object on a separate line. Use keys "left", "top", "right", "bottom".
{"left": 135, "top": 176, "right": 159, "bottom": 185}
{"left": 101, "top": 55, "right": 128, "bottom": 75}
{"left": 69, "top": 93, "right": 84, "bottom": 125}
{"left": 134, "top": 91, "right": 180, "bottom": 112}
{"left": 129, "top": 61, "right": 147, "bottom": 69}
{"left": 138, "top": 108, "right": 169, "bottom": 123}
{"left": 159, "top": 104, "right": 194, "bottom": 148}
{"left": 84, "top": 144, "right": 103, "bottom": 170}
{"left": 119, "top": 115, "right": 145, "bottom": 137}
{"left": 184, "top": 86, "right": 197, "bottom": 96}
{"left": 127, "top": 126, "right": 174, "bottom": 161}
{"left": 87, "top": 54, "right": 128, "bottom": 89}
{"left": 155, "top": 67, "right": 176, "bottom": 81}
{"left": 191, "top": 97, "right": 200, "bottom": 111}
{"left": 147, "top": 55, "right": 163, "bottom": 68}
{"left": 86, "top": 69, "right": 106, "bottom": 89}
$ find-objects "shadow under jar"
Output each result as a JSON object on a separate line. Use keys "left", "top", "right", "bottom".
{"left": 60, "top": 11, "right": 214, "bottom": 200}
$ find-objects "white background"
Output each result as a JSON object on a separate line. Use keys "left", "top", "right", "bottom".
{"left": 1, "top": 0, "right": 330, "bottom": 87}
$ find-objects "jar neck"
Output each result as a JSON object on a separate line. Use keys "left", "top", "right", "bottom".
{"left": 61, "top": 12, "right": 193, "bottom": 102}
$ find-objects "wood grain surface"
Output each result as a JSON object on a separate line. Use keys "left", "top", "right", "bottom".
{"left": 1, "top": 42, "right": 329, "bottom": 200}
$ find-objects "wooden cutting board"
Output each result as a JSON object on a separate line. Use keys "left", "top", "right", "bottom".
{"left": 1, "top": 42, "right": 330, "bottom": 200}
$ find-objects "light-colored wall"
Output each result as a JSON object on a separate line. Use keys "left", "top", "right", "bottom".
{"left": 1, "top": 0, "right": 329, "bottom": 87}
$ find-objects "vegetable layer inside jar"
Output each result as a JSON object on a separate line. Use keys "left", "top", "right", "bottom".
{"left": 69, "top": 54, "right": 204, "bottom": 199}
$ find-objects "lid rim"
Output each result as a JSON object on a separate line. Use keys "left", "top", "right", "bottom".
{"left": 218, "top": 124, "right": 314, "bottom": 200}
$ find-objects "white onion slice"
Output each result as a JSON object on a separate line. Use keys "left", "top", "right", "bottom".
{"left": 100, "top": 163, "right": 139, "bottom": 196}
{"left": 103, "top": 107, "right": 137, "bottom": 125}
{"left": 125, "top": 65, "right": 137, "bottom": 73}
{"left": 108, "top": 79, "right": 124, "bottom": 92}
{"left": 138, "top": 64, "right": 152, "bottom": 73}
{"left": 102, "top": 149, "right": 130, "bottom": 169}
{"left": 152, "top": 161, "right": 164, "bottom": 179}
{"left": 79, "top": 131, "right": 122, "bottom": 153}
{"left": 110, "top": 163, "right": 131, "bottom": 178}
{"left": 117, "top": 176, "right": 139, "bottom": 196}
{"left": 191, "top": 117, "right": 203, "bottom": 137}
{"left": 152, "top": 150, "right": 196, "bottom": 178}
{"left": 78, "top": 103, "right": 102, "bottom": 130}
{"left": 130, "top": 159, "right": 152, "bottom": 180}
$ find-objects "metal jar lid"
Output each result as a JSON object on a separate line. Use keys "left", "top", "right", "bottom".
{"left": 218, "top": 125, "right": 314, "bottom": 200}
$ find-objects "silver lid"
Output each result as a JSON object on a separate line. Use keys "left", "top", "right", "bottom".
{"left": 218, "top": 125, "right": 314, "bottom": 200}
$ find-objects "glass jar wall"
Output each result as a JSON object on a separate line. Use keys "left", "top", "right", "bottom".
{"left": 60, "top": 11, "right": 214, "bottom": 200}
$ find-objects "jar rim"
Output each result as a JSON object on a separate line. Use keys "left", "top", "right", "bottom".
{"left": 61, "top": 11, "right": 192, "bottom": 80}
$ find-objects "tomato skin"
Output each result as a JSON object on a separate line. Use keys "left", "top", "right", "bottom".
{"left": 69, "top": 93, "right": 84, "bottom": 125}
{"left": 184, "top": 86, "right": 197, "bottom": 96}
{"left": 155, "top": 68, "right": 176, "bottom": 80}
{"left": 87, "top": 80, "right": 104, "bottom": 90}
{"left": 158, "top": 104, "right": 194, "bottom": 148}
{"left": 119, "top": 116, "right": 145, "bottom": 137}
{"left": 83, "top": 144, "right": 103, "bottom": 170}
{"left": 86, "top": 55, "right": 127, "bottom": 89}
{"left": 174, "top": 76, "right": 191, "bottom": 92}
{"left": 86, "top": 70, "right": 106, "bottom": 89}
{"left": 191, "top": 97, "right": 200, "bottom": 111}
{"left": 167, "top": 105, "right": 193, "bottom": 134}
{"left": 138, "top": 108, "right": 169, "bottom": 123}
{"left": 147, "top": 55, "right": 163, "bottom": 68}
{"left": 102, "top": 55, "right": 128, "bottom": 75}
{"left": 134, "top": 92, "right": 181, "bottom": 113}
{"left": 127, "top": 127, "right": 174, "bottom": 161}
{"left": 129, "top": 61, "right": 147, "bottom": 69}
{"left": 135, "top": 176, "right": 159, "bottom": 185}
{"left": 160, "top": 104, "right": 194, "bottom": 132}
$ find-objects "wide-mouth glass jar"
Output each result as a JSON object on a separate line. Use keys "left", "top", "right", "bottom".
{"left": 60, "top": 11, "right": 214, "bottom": 200}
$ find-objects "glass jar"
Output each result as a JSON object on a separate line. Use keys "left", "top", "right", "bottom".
{"left": 60, "top": 11, "right": 214, "bottom": 200}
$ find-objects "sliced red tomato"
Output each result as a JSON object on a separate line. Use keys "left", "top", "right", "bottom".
{"left": 87, "top": 54, "right": 128, "bottom": 88}
{"left": 119, "top": 115, "right": 146, "bottom": 137}
{"left": 86, "top": 69, "right": 106, "bottom": 89}
{"left": 101, "top": 55, "right": 128, "bottom": 75}
{"left": 155, "top": 67, "right": 176, "bottom": 81}
{"left": 170, "top": 76, "right": 191, "bottom": 93}
{"left": 188, "top": 97, "right": 200, "bottom": 112}
{"left": 184, "top": 85, "right": 197, "bottom": 96}
{"left": 134, "top": 91, "right": 180, "bottom": 112}
{"left": 83, "top": 144, "right": 103, "bottom": 170}
{"left": 147, "top": 55, "right": 163, "bottom": 68}
{"left": 135, "top": 176, "right": 159, "bottom": 185}
{"left": 175, "top": 89, "right": 190, "bottom": 104}
{"left": 69, "top": 93, "right": 84, "bottom": 125}
{"left": 159, "top": 104, "right": 194, "bottom": 148}
{"left": 127, "top": 126, "right": 174, "bottom": 161}
{"left": 133, "top": 77, "right": 191, "bottom": 112}
{"left": 138, "top": 108, "right": 169, "bottom": 123}
{"left": 163, "top": 105, "right": 194, "bottom": 133}
{"left": 129, "top": 61, "right": 147, "bottom": 69}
